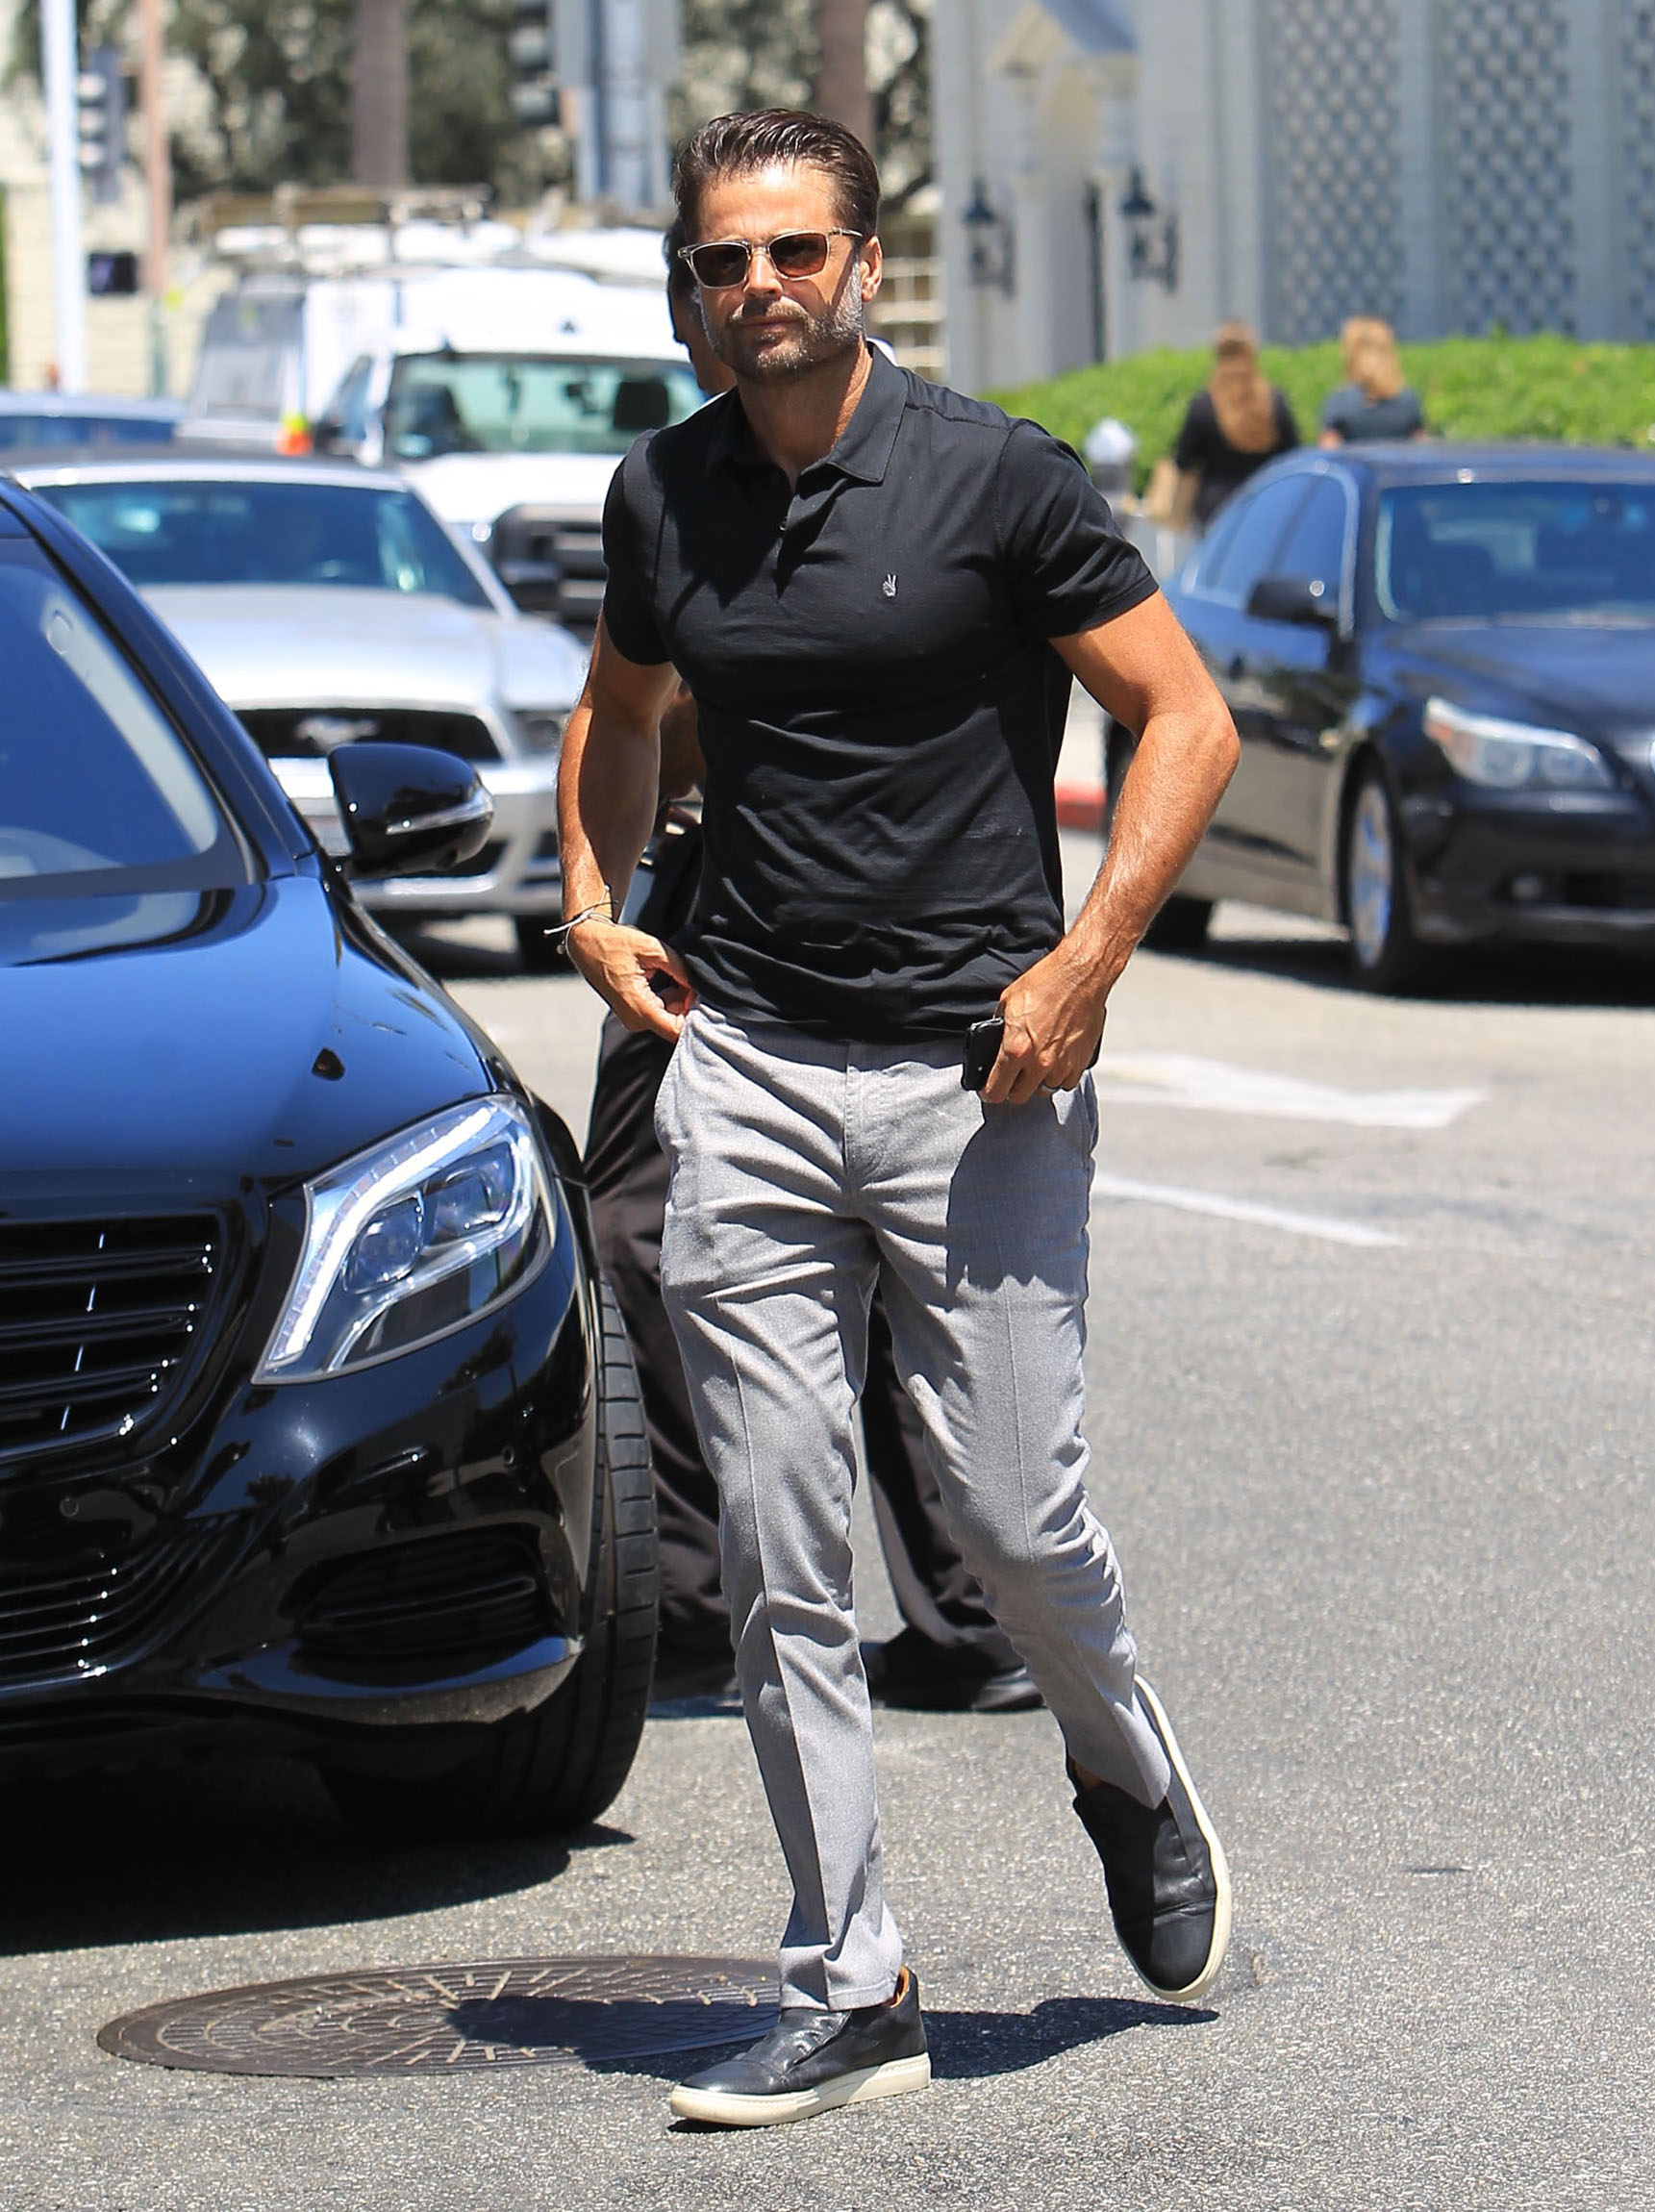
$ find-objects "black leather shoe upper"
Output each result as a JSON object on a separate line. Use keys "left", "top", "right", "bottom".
{"left": 678, "top": 1970, "right": 927, "bottom": 2099}
{"left": 1071, "top": 1763, "right": 1217, "bottom": 1998}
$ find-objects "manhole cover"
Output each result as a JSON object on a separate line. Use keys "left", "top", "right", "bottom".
{"left": 99, "top": 1954, "right": 778, "bottom": 2077}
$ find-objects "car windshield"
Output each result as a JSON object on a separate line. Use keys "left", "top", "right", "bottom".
{"left": 385, "top": 353, "right": 703, "bottom": 459}
{"left": 0, "top": 412, "right": 175, "bottom": 451}
{"left": 33, "top": 478, "right": 495, "bottom": 607}
{"left": 1377, "top": 481, "right": 1655, "bottom": 622}
{"left": 0, "top": 541, "right": 242, "bottom": 896}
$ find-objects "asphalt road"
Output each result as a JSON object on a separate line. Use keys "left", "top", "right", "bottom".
{"left": 4, "top": 862, "right": 1653, "bottom": 2211}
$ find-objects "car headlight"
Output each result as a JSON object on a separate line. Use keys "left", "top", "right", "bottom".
{"left": 1422, "top": 698, "right": 1615, "bottom": 792}
{"left": 513, "top": 711, "right": 565, "bottom": 755}
{"left": 257, "top": 1096, "right": 555, "bottom": 1380}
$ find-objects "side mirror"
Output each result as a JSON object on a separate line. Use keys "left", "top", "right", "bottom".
{"left": 1246, "top": 574, "right": 1340, "bottom": 627}
{"left": 326, "top": 743, "right": 493, "bottom": 880}
{"left": 311, "top": 417, "right": 361, "bottom": 459}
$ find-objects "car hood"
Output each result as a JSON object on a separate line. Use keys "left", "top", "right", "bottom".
{"left": 144, "top": 586, "right": 587, "bottom": 713}
{"left": 400, "top": 450, "right": 622, "bottom": 528}
{"left": 1391, "top": 621, "right": 1655, "bottom": 735}
{"left": 0, "top": 876, "right": 498, "bottom": 1194}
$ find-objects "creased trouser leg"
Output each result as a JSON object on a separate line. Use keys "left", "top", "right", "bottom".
{"left": 656, "top": 1012, "right": 901, "bottom": 2010}
{"left": 657, "top": 1009, "right": 1167, "bottom": 2006}
{"left": 855, "top": 1055, "right": 1168, "bottom": 1804}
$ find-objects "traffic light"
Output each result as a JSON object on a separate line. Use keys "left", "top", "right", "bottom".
{"left": 509, "top": 0, "right": 558, "bottom": 126}
{"left": 77, "top": 45, "right": 125, "bottom": 206}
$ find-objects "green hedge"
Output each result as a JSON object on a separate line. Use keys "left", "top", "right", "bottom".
{"left": 989, "top": 335, "right": 1655, "bottom": 492}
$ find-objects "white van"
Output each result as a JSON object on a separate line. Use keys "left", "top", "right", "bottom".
{"left": 185, "top": 259, "right": 700, "bottom": 623}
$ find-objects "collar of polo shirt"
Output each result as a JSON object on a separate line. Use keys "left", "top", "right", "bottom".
{"left": 704, "top": 341, "right": 907, "bottom": 488}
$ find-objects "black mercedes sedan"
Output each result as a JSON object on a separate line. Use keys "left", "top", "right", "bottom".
{"left": 0, "top": 476, "right": 656, "bottom": 1835}
{"left": 1142, "top": 444, "right": 1655, "bottom": 988}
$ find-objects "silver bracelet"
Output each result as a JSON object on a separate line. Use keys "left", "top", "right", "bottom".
{"left": 553, "top": 892, "right": 614, "bottom": 947}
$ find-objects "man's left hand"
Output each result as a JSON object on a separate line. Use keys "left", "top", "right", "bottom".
{"left": 981, "top": 943, "right": 1107, "bottom": 1105}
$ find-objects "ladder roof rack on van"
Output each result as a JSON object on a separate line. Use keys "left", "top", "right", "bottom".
{"left": 186, "top": 188, "right": 669, "bottom": 286}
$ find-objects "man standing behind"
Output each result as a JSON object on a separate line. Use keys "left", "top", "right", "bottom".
{"left": 559, "top": 110, "right": 1240, "bottom": 2129}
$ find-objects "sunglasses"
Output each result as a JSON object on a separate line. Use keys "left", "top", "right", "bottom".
{"left": 679, "top": 229, "right": 864, "bottom": 290}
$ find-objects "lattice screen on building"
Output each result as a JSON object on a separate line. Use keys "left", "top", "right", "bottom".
{"left": 1438, "top": 0, "right": 1575, "bottom": 334}
{"left": 1619, "top": 1, "right": 1655, "bottom": 338}
{"left": 1263, "top": 0, "right": 1403, "bottom": 344}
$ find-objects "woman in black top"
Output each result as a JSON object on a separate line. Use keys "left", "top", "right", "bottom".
{"left": 1169, "top": 322, "right": 1299, "bottom": 530}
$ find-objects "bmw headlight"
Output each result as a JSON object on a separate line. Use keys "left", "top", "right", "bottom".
{"left": 258, "top": 1097, "right": 554, "bottom": 1380}
{"left": 1423, "top": 698, "right": 1615, "bottom": 792}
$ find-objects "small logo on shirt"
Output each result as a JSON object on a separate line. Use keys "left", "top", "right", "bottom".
{"left": 883, "top": 573, "right": 898, "bottom": 598}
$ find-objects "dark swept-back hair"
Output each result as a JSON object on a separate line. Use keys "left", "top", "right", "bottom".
{"left": 673, "top": 109, "right": 881, "bottom": 242}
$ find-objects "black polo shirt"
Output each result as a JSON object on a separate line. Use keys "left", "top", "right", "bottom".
{"left": 600, "top": 346, "right": 1156, "bottom": 1040}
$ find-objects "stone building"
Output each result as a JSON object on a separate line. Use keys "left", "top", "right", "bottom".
{"left": 935, "top": 0, "right": 1655, "bottom": 389}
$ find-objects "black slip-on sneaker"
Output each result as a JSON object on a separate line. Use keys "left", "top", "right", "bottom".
{"left": 862, "top": 1630, "right": 1043, "bottom": 1715}
{"left": 668, "top": 1967, "right": 930, "bottom": 2127}
{"left": 1070, "top": 1676, "right": 1233, "bottom": 2004}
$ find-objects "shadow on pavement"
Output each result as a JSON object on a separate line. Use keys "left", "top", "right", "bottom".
{"left": 1174, "top": 927, "right": 1655, "bottom": 1010}
{"left": 0, "top": 1756, "right": 625, "bottom": 1956}
{"left": 925, "top": 1995, "right": 1212, "bottom": 2079}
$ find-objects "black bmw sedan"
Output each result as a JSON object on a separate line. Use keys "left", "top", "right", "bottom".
{"left": 0, "top": 476, "right": 657, "bottom": 1835}
{"left": 1142, "top": 444, "right": 1655, "bottom": 988}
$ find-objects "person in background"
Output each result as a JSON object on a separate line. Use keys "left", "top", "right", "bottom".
{"left": 1318, "top": 316, "right": 1425, "bottom": 446}
{"left": 1166, "top": 322, "right": 1298, "bottom": 531}
{"left": 583, "top": 219, "right": 1040, "bottom": 1715}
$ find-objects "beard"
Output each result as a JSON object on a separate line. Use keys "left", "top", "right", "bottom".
{"left": 710, "top": 277, "right": 865, "bottom": 384}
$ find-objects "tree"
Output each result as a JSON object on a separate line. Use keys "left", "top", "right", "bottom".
{"left": 10, "top": 0, "right": 930, "bottom": 210}
{"left": 812, "top": 0, "right": 870, "bottom": 145}
{"left": 153, "top": 0, "right": 537, "bottom": 204}
{"left": 352, "top": 0, "right": 408, "bottom": 187}
{"left": 674, "top": 0, "right": 930, "bottom": 210}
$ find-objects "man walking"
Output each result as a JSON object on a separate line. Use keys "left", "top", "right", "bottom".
{"left": 559, "top": 109, "right": 1240, "bottom": 2128}
{"left": 587, "top": 221, "right": 1039, "bottom": 1712}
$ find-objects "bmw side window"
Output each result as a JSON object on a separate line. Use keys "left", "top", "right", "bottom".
{"left": 1181, "top": 500, "right": 1248, "bottom": 597}
{"left": 1272, "top": 478, "right": 1350, "bottom": 606}
{"left": 1201, "top": 478, "right": 1313, "bottom": 609}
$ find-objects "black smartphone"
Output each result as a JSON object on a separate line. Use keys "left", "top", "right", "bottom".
{"left": 961, "top": 1016, "right": 1005, "bottom": 1093}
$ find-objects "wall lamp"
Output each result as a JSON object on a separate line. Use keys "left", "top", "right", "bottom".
{"left": 963, "top": 177, "right": 1016, "bottom": 296}
{"left": 1119, "top": 166, "right": 1179, "bottom": 291}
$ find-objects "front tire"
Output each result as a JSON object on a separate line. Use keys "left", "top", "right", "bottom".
{"left": 1104, "top": 726, "right": 1214, "bottom": 952}
{"left": 1343, "top": 763, "right": 1427, "bottom": 993}
{"left": 324, "top": 1282, "right": 659, "bottom": 1839}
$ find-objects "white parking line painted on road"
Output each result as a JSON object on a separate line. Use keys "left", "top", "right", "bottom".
{"left": 1091, "top": 1171, "right": 1405, "bottom": 1248}
{"left": 1093, "top": 1052, "right": 1485, "bottom": 1129}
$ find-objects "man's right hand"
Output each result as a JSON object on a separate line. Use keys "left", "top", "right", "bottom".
{"left": 567, "top": 921, "right": 698, "bottom": 1040}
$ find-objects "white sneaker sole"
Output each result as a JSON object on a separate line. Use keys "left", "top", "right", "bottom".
{"left": 668, "top": 2050, "right": 932, "bottom": 2128}
{"left": 1133, "top": 1675, "right": 1234, "bottom": 2005}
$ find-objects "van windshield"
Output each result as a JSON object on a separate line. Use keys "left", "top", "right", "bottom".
{"left": 385, "top": 353, "right": 703, "bottom": 459}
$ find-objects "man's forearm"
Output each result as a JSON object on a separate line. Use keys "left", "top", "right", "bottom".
{"left": 1067, "top": 703, "right": 1237, "bottom": 994}
{"left": 556, "top": 690, "right": 662, "bottom": 919}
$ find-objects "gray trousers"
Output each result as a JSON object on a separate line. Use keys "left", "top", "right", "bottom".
{"left": 656, "top": 1006, "right": 1171, "bottom": 2009}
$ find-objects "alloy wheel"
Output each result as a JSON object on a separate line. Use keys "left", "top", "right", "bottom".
{"left": 1347, "top": 779, "right": 1395, "bottom": 971}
